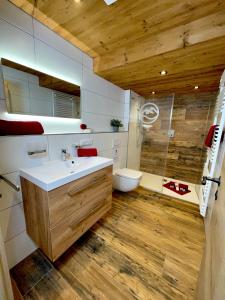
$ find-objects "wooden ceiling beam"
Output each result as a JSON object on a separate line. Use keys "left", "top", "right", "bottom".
{"left": 98, "top": 37, "right": 225, "bottom": 84}
{"left": 94, "top": 10, "right": 225, "bottom": 73}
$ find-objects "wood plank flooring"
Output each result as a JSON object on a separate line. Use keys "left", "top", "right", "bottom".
{"left": 11, "top": 188, "right": 205, "bottom": 300}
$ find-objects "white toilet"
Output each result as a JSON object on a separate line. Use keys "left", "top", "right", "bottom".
{"left": 113, "top": 168, "right": 143, "bottom": 192}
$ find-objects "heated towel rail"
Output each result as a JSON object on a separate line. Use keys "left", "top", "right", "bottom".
{"left": 0, "top": 175, "right": 20, "bottom": 192}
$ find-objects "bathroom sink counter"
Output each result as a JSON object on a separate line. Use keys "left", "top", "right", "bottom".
{"left": 20, "top": 156, "right": 113, "bottom": 191}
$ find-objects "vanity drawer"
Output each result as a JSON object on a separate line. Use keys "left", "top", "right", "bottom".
{"left": 50, "top": 195, "right": 112, "bottom": 260}
{"left": 21, "top": 165, "right": 113, "bottom": 261}
{"left": 48, "top": 166, "right": 112, "bottom": 228}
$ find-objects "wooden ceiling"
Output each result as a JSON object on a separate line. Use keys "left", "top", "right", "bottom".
{"left": 10, "top": 0, "right": 225, "bottom": 96}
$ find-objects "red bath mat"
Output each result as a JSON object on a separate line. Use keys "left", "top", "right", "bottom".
{"left": 163, "top": 181, "right": 191, "bottom": 195}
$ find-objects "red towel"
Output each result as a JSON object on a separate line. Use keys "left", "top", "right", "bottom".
{"left": 204, "top": 125, "right": 217, "bottom": 148}
{"left": 77, "top": 148, "right": 98, "bottom": 157}
{"left": 0, "top": 119, "right": 44, "bottom": 136}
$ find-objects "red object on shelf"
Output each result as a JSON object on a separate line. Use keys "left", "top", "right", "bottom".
{"left": 0, "top": 119, "right": 44, "bottom": 136}
{"left": 205, "top": 125, "right": 217, "bottom": 148}
{"left": 163, "top": 181, "right": 191, "bottom": 195}
{"left": 80, "top": 123, "right": 87, "bottom": 130}
{"left": 77, "top": 148, "right": 98, "bottom": 157}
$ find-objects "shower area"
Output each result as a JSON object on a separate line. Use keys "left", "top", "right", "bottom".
{"left": 127, "top": 91, "right": 215, "bottom": 204}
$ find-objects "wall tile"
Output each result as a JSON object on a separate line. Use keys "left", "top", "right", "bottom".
{"left": 5, "top": 231, "right": 37, "bottom": 269}
{"left": 92, "top": 133, "right": 114, "bottom": 151}
{"left": 34, "top": 39, "right": 82, "bottom": 86}
{"left": 33, "top": 20, "right": 83, "bottom": 64}
{"left": 0, "top": 0, "right": 33, "bottom": 34}
{"left": 0, "top": 135, "right": 49, "bottom": 174}
{"left": 82, "top": 67, "right": 108, "bottom": 97}
{"left": 0, "top": 99, "right": 7, "bottom": 113}
{"left": 82, "top": 112, "right": 112, "bottom": 132}
{"left": 82, "top": 90, "right": 124, "bottom": 118}
{"left": 124, "top": 90, "right": 131, "bottom": 103}
{"left": 106, "top": 81, "right": 125, "bottom": 103}
{"left": 83, "top": 67, "right": 125, "bottom": 103}
{"left": 0, "top": 203, "right": 26, "bottom": 242}
{"left": 0, "top": 65, "right": 6, "bottom": 100}
{"left": 83, "top": 53, "right": 93, "bottom": 70}
{"left": 119, "top": 146, "right": 128, "bottom": 168}
{"left": 113, "top": 132, "right": 128, "bottom": 148}
{"left": 99, "top": 148, "right": 113, "bottom": 159}
{"left": 124, "top": 101, "right": 130, "bottom": 119}
{"left": 0, "top": 18, "right": 35, "bottom": 69}
{"left": 123, "top": 118, "right": 130, "bottom": 131}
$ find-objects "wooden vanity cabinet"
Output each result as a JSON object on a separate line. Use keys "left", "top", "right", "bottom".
{"left": 20, "top": 166, "right": 112, "bottom": 261}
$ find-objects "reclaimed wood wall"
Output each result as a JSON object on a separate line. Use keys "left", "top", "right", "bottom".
{"left": 140, "top": 92, "right": 216, "bottom": 184}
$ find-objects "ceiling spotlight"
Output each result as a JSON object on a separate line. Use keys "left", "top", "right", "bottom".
{"left": 152, "top": 91, "right": 155, "bottom": 94}
{"left": 160, "top": 70, "right": 167, "bottom": 76}
{"left": 194, "top": 85, "right": 199, "bottom": 90}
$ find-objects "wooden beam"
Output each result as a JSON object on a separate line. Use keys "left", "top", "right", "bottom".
{"left": 95, "top": 10, "right": 225, "bottom": 73}
{"left": 97, "top": 36, "right": 225, "bottom": 86}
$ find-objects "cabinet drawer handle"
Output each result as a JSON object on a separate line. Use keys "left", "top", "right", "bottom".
{"left": 67, "top": 175, "right": 108, "bottom": 197}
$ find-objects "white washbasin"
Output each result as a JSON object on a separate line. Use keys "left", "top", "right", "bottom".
{"left": 20, "top": 156, "right": 113, "bottom": 191}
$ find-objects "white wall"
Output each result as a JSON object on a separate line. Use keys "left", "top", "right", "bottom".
{"left": 0, "top": 0, "right": 129, "bottom": 133}
{"left": 0, "top": 0, "right": 130, "bottom": 268}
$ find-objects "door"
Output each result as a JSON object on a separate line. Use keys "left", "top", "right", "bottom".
{"left": 0, "top": 227, "right": 14, "bottom": 300}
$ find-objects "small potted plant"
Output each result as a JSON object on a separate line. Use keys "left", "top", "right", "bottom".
{"left": 110, "top": 119, "right": 123, "bottom": 132}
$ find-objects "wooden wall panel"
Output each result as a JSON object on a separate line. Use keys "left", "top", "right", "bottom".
{"left": 140, "top": 92, "right": 216, "bottom": 184}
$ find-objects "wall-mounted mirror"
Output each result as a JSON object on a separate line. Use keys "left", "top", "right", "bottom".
{"left": 0, "top": 58, "right": 81, "bottom": 119}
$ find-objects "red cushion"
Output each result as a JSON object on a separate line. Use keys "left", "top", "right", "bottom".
{"left": 77, "top": 148, "right": 98, "bottom": 157}
{"left": 0, "top": 120, "right": 44, "bottom": 136}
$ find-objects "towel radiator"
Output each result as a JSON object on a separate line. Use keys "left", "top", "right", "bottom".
{"left": 199, "top": 71, "right": 225, "bottom": 217}
{"left": 0, "top": 174, "right": 20, "bottom": 192}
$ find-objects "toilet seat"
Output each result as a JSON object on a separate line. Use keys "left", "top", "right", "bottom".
{"left": 114, "top": 168, "right": 142, "bottom": 179}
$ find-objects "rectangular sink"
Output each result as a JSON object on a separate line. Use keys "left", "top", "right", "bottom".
{"left": 20, "top": 156, "right": 113, "bottom": 191}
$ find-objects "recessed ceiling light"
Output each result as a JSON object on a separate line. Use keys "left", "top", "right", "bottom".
{"left": 194, "top": 85, "right": 199, "bottom": 89}
{"left": 152, "top": 91, "right": 155, "bottom": 94}
{"left": 74, "top": 0, "right": 80, "bottom": 3}
{"left": 104, "top": 0, "right": 117, "bottom": 5}
{"left": 160, "top": 70, "right": 167, "bottom": 76}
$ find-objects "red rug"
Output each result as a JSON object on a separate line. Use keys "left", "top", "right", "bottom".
{"left": 163, "top": 181, "right": 191, "bottom": 195}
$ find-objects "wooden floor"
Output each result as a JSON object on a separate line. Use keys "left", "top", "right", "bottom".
{"left": 11, "top": 187, "right": 205, "bottom": 300}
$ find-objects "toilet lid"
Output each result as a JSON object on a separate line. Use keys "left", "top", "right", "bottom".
{"left": 115, "top": 168, "right": 143, "bottom": 179}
